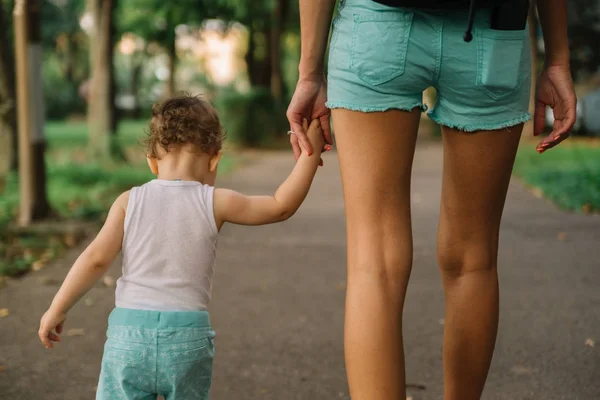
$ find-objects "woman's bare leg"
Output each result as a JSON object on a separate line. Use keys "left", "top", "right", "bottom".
{"left": 333, "top": 108, "right": 421, "bottom": 400}
{"left": 438, "top": 125, "right": 523, "bottom": 400}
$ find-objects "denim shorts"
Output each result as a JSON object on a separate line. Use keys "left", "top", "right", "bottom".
{"left": 326, "top": 0, "right": 532, "bottom": 131}
{"left": 96, "top": 308, "right": 215, "bottom": 400}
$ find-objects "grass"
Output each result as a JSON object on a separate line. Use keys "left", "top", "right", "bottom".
{"left": 514, "top": 139, "right": 600, "bottom": 213}
{"left": 0, "top": 120, "right": 236, "bottom": 276}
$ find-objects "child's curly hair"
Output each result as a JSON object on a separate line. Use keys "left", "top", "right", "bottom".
{"left": 144, "top": 93, "right": 225, "bottom": 158}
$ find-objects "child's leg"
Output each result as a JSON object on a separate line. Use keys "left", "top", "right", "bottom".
{"left": 97, "top": 309, "right": 159, "bottom": 400}
{"left": 157, "top": 312, "right": 215, "bottom": 400}
{"left": 96, "top": 358, "right": 156, "bottom": 400}
{"left": 96, "top": 328, "right": 157, "bottom": 400}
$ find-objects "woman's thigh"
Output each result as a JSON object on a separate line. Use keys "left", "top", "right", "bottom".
{"left": 438, "top": 124, "right": 523, "bottom": 270}
{"left": 332, "top": 109, "right": 420, "bottom": 268}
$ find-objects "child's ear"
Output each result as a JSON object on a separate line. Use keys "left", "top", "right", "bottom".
{"left": 147, "top": 156, "right": 159, "bottom": 175}
{"left": 209, "top": 151, "right": 222, "bottom": 173}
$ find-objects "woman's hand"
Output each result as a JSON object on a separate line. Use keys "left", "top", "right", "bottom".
{"left": 286, "top": 75, "right": 333, "bottom": 161}
{"left": 534, "top": 64, "right": 577, "bottom": 153}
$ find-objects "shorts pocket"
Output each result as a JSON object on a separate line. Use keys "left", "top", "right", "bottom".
{"left": 350, "top": 11, "right": 413, "bottom": 86}
{"left": 476, "top": 28, "right": 526, "bottom": 100}
{"left": 103, "top": 340, "right": 148, "bottom": 365}
{"left": 163, "top": 338, "right": 211, "bottom": 365}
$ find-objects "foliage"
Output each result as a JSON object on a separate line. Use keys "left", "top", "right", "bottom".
{"left": 514, "top": 140, "right": 600, "bottom": 213}
{"left": 43, "top": 53, "right": 87, "bottom": 119}
{"left": 214, "top": 87, "right": 287, "bottom": 147}
{"left": 567, "top": 1, "right": 600, "bottom": 81}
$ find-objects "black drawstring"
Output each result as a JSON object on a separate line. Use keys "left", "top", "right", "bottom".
{"left": 464, "top": 0, "right": 477, "bottom": 42}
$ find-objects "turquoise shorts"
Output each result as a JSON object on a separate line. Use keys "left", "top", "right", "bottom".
{"left": 326, "top": 0, "right": 532, "bottom": 131}
{"left": 96, "top": 308, "right": 215, "bottom": 400}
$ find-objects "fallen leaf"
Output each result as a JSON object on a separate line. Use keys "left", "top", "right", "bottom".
{"left": 0, "top": 365, "right": 6, "bottom": 372}
{"left": 64, "top": 233, "right": 77, "bottom": 248}
{"left": 32, "top": 260, "right": 46, "bottom": 271}
{"left": 336, "top": 282, "right": 346, "bottom": 291}
{"left": 585, "top": 338, "right": 595, "bottom": 348}
{"left": 511, "top": 365, "right": 534, "bottom": 375}
{"left": 438, "top": 318, "right": 445, "bottom": 325}
{"left": 102, "top": 276, "right": 115, "bottom": 288}
{"left": 407, "top": 383, "right": 427, "bottom": 390}
{"left": 557, "top": 232, "right": 568, "bottom": 241}
{"left": 531, "top": 187, "right": 544, "bottom": 199}
{"left": 67, "top": 328, "right": 85, "bottom": 337}
{"left": 0, "top": 308, "right": 9, "bottom": 318}
{"left": 582, "top": 203, "right": 592, "bottom": 214}
{"left": 84, "top": 297, "right": 95, "bottom": 307}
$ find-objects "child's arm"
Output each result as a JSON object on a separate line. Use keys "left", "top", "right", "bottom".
{"left": 38, "top": 191, "right": 129, "bottom": 348}
{"left": 214, "top": 119, "right": 324, "bottom": 227}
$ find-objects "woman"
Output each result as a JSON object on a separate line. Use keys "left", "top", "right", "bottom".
{"left": 286, "top": 0, "right": 576, "bottom": 399}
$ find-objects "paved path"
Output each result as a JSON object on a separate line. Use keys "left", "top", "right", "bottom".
{"left": 1, "top": 141, "right": 599, "bottom": 399}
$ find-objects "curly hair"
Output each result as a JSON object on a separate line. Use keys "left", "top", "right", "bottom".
{"left": 144, "top": 94, "right": 225, "bottom": 158}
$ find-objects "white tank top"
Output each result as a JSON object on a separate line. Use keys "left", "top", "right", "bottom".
{"left": 115, "top": 179, "right": 218, "bottom": 311}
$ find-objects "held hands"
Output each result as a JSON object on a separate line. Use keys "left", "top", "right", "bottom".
{"left": 286, "top": 75, "right": 333, "bottom": 163}
{"left": 39, "top": 309, "right": 67, "bottom": 349}
{"left": 534, "top": 64, "right": 577, "bottom": 153}
{"left": 298, "top": 119, "right": 325, "bottom": 158}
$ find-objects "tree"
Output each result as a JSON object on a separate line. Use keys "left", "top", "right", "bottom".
{"left": 269, "top": 0, "right": 289, "bottom": 102}
{"left": 567, "top": 0, "right": 600, "bottom": 81}
{"left": 118, "top": 0, "right": 223, "bottom": 98}
{"left": 223, "top": 0, "right": 290, "bottom": 99}
{"left": 87, "top": 0, "right": 122, "bottom": 160}
{"left": 0, "top": 0, "right": 18, "bottom": 172}
{"left": 13, "top": 0, "right": 50, "bottom": 225}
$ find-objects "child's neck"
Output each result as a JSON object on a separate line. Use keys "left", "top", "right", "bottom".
{"left": 155, "top": 149, "right": 214, "bottom": 185}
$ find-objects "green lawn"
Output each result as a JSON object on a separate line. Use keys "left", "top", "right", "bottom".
{"left": 0, "top": 120, "right": 236, "bottom": 276}
{"left": 514, "top": 140, "right": 600, "bottom": 213}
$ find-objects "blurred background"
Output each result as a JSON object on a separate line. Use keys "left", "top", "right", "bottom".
{"left": 0, "top": 1, "right": 599, "bottom": 398}
{"left": 0, "top": 0, "right": 599, "bottom": 273}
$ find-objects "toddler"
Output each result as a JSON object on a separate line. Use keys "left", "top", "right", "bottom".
{"left": 38, "top": 94, "right": 324, "bottom": 400}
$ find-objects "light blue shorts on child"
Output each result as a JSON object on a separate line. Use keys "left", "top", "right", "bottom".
{"left": 96, "top": 308, "right": 215, "bottom": 400}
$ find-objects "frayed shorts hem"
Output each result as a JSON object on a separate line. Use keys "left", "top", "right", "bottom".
{"left": 326, "top": 101, "right": 428, "bottom": 113}
{"left": 428, "top": 112, "right": 531, "bottom": 132}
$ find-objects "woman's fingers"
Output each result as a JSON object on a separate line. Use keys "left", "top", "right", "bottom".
{"left": 290, "top": 131, "right": 301, "bottom": 160}
{"left": 533, "top": 99, "right": 546, "bottom": 137}
{"left": 319, "top": 114, "right": 334, "bottom": 147}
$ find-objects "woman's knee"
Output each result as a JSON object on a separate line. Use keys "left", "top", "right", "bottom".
{"left": 437, "top": 231, "right": 498, "bottom": 278}
{"left": 347, "top": 235, "right": 413, "bottom": 289}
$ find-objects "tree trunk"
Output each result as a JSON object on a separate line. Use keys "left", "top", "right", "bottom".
{"left": 107, "top": 0, "right": 119, "bottom": 136}
{"left": 87, "top": 0, "right": 116, "bottom": 160}
{"left": 269, "top": 0, "right": 284, "bottom": 102}
{"left": 245, "top": 19, "right": 257, "bottom": 87}
{"left": 255, "top": 26, "right": 272, "bottom": 88}
{"left": 27, "top": 0, "right": 50, "bottom": 219}
{"left": 166, "top": 28, "right": 176, "bottom": 98}
{"left": 131, "top": 57, "right": 142, "bottom": 119}
{"left": 0, "top": 1, "right": 18, "bottom": 173}
{"left": 14, "top": 0, "right": 50, "bottom": 223}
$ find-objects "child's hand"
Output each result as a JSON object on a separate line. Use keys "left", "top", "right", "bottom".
{"left": 299, "top": 119, "right": 325, "bottom": 157}
{"left": 39, "top": 309, "right": 67, "bottom": 349}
